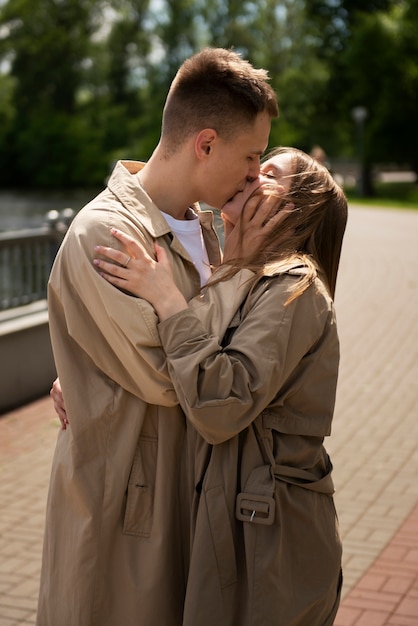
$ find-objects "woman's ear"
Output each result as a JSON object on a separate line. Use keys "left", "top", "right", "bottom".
{"left": 195, "top": 129, "right": 217, "bottom": 160}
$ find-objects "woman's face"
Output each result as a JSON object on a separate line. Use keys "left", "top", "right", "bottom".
{"left": 221, "top": 152, "right": 294, "bottom": 226}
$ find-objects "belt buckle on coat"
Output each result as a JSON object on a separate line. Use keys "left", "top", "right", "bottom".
{"left": 235, "top": 492, "right": 275, "bottom": 525}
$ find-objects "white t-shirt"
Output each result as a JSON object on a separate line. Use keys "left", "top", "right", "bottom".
{"left": 161, "top": 209, "right": 211, "bottom": 286}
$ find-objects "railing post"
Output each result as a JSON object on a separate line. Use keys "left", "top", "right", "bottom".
{"left": 45, "top": 208, "right": 75, "bottom": 269}
{"left": 0, "top": 208, "right": 75, "bottom": 311}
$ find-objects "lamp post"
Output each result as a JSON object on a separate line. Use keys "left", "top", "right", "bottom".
{"left": 352, "top": 106, "right": 368, "bottom": 196}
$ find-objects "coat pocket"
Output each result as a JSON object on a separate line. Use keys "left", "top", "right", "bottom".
{"left": 205, "top": 485, "right": 238, "bottom": 588}
{"left": 123, "top": 435, "right": 158, "bottom": 537}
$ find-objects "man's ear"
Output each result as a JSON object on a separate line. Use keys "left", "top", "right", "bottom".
{"left": 195, "top": 129, "right": 217, "bottom": 160}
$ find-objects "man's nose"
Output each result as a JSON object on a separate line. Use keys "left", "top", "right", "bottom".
{"left": 247, "top": 158, "right": 261, "bottom": 182}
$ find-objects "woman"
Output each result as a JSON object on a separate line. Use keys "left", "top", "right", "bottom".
{"left": 57, "top": 147, "right": 348, "bottom": 625}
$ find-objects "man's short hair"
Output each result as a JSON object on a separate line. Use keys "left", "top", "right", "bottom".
{"left": 161, "top": 48, "right": 279, "bottom": 154}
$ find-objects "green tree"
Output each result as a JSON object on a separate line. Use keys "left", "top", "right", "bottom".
{"left": 306, "top": 0, "right": 418, "bottom": 191}
{"left": 0, "top": 0, "right": 416, "bottom": 190}
{"left": 255, "top": 0, "right": 333, "bottom": 152}
{"left": 0, "top": 73, "right": 16, "bottom": 149}
{"left": 0, "top": 0, "right": 108, "bottom": 186}
{"left": 88, "top": 0, "right": 155, "bottom": 162}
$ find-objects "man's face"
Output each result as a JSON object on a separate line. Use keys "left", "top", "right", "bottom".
{"left": 199, "top": 111, "right": 271, "bottom": 210}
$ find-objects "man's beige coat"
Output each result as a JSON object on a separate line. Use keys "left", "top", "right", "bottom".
{"left": 37, "top": 160, "right": 227, "bottom": 625}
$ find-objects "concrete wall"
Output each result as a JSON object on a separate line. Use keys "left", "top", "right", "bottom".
{"left": 0, "top": 301, "right": 56, "bottom": 414}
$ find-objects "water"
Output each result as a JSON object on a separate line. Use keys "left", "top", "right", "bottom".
{"left": 0, "top": 189, "right": 100, "bottom": 232}
{"left": 0, "top": 189, "right": 225, "bottom": 247}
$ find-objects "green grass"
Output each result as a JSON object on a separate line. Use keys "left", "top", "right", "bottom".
{"left": 345, "top": 181, "right": 418, "bottom": 210}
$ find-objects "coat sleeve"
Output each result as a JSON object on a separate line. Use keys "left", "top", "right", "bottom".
{"left": 158, "top": 275, "right": 334, "bottom": 443}
{"left": 48, "top": 205, "right": 178, "bottom": 406}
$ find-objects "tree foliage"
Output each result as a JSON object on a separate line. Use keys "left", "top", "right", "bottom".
{"left": 307, "top": 0, "right": 418, "bottom": 173}
{"left": 0, "top": 0, "right": 416, "bottom": 190}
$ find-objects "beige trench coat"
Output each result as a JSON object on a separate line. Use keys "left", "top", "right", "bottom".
{"left": 37, "top": 160, "right": 230, "bottom": 626}
{"left": 157, "top": 268, "right": 343, "bottom": 626}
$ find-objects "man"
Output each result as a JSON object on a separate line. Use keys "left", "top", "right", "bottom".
{"left": 37, "top": 47, "right": 278, "bottom": 626}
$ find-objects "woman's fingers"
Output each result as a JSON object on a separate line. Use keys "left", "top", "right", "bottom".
{"left": 99, "top": 270, "right": 126, "bottom": 289}
{"left": 220, "top": 213, "right": 234, "bottom": 240}
{"left": 92, "top": 232, "right": 165, "bottom": 299}
{"left": 110, "top": 228, "right": 141, "bottom": 256}
{"left": 50, "top": 379, "right": 69, "bottom": 430}
{"left": 93, "top": 257, "right": 128, "bottom": 278}
{"left": 94, "top": 228, "right": 157, "bottom": 271}
{"left": 247, "top": 187, "right": 285, "bottom": 225}
{"left": 94, "top": 244, "right": 134, "bottom": 268}
{"left": 92, "top": 231, "right": 177, "bottom": 307}
{"left": 93, "top": 228, "right": 146, "bottom": 267}
{"left": 154, "top": 242, "right": 170, "bottom": 268}
{"left": 266, "top": 201, "right": 294, "bottom": 228}
{"left": 93, "top": 254, "right": 152, "bottom": 296}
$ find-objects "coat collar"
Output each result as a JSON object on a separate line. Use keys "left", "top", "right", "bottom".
{"left": 107, "top": 160, "right": 222, "bottom": 267}
{"left": 107, "top": 160, "right": 174, "bottom": 238}
{"left": 107, "top": 160, "right": 214, "bottom": 233}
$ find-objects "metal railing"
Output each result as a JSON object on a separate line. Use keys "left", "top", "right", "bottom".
{"left": 0, "top": 209, "right": 74, "bottom": 311}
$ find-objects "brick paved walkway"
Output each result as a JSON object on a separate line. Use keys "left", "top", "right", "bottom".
{"left": 331, "top": 205, "right": 418, "bottom": 625}
{"left": 0, "top": 204, "right": 417, "bottom": 625}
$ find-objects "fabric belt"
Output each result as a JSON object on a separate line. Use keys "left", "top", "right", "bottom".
{"left": 235, "top": 460, "right": 334, "bottom": 528}
{"left": 272, "top": 463, "right": 335, "bottom": 495}
{"left": 235, "top": 420, "right": 335, "bottom": 525}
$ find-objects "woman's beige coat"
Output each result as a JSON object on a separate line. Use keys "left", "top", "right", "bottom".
{"left": 37, "top": 160, "right": 228, "bottom": 626}
{"left": 158, "top": 268, "right": 343, "bottom": 626}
